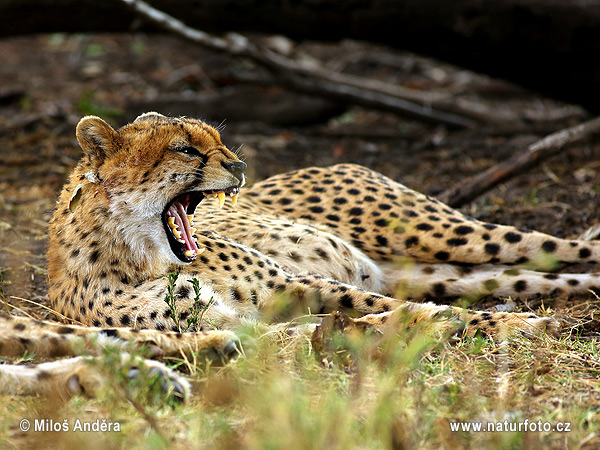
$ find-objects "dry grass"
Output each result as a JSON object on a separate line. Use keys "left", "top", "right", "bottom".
{"left": 0, "top": 299, "right": 599, "bottom": 450}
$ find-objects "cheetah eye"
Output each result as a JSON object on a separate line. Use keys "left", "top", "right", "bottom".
{"left": 175, "top": 146, "right": 201, "bottom": 157}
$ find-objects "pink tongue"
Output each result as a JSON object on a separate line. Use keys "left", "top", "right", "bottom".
{"left": 171, "top": 202, "right": 199, "bottom": 253}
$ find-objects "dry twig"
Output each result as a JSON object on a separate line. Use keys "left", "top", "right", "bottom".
{"left": 438, "top": 116, "right": 600, "bottom": 207}
{"left": 120, "top": 0, "right": 482, "bottom": 128}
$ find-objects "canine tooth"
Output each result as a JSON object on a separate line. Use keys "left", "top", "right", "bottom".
{"left": 167, "top": 217, "right": 176, "bottom": 227}
{"left": 197, "top": 247, "right": 206, "bottom": 254}
{"left": 218, "top": 192, "right": 225, "bottom": 208}
{"left": 184, "top": 249, "right": 196, "bottom": 257}
{"left": 231, "top": 193, "right": 238, "bottom": 206}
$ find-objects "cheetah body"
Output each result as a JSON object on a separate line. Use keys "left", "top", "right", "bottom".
{"left": 4, "top": 112, "right": 600, "bottom": 400}
{"left": 34, "top": 113, "right": 600, "bottom": 332}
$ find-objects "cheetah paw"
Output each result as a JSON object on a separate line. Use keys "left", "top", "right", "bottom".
{"left": 127, "top": 360, "right": 191, "bottom": 405}
{"left": 464, "top": 312, "right": 561, "bottom": 339}
{"left": 514, "top": 314, "right": 561, "bottom": 338}
{"left": 67, "top": 356, "right": 192, "bottom": 405}
{"left": 198, "top": 333, "right": 241, "bottom": 365}
{"left": 142, "top": 330, "right": 241, "bottom": 366}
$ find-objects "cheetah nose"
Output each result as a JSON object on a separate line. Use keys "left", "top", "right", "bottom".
{"left": 223, "top": 161, "right": 247, "bottom": 182}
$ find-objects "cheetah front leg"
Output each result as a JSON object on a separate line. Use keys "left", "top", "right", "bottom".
{"left": 0, "top": 355, "right": 191, "bottom": 404}
{"left": 0, "top": 313, "right": 240, "bottom": 402}
{"left": 0, "top": 312, "right": 240, "bottom": 361}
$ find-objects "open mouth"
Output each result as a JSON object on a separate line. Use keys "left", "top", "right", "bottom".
{"left": 162, "top": 187, "right": 240, "bottom": 262}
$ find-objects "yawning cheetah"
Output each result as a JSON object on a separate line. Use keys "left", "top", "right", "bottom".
{"left": 3, "top": 112, "right": 599, "bottom": 402}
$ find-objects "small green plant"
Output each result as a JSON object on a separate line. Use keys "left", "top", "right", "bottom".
{"left": 164, "top": 273, "right": 217, "bottom": 333}
{"left": 187, "top": 278, "right": 217, "bottom": 331}
{"left": 163, "top": 273, "right": 180, "bottom": 327}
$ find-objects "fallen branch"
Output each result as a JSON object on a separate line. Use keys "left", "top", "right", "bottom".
{"left": 438, "top": 116, "right": 600, "bottom": 207}
{"left": 120, "top": 0, "right": 482, "bottom": 128}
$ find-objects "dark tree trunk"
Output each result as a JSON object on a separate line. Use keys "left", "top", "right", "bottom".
{"left": 2, "top": 0, "right": 600, "bottom": 111}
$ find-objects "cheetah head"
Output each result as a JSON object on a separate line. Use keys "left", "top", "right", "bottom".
{"left": 74, "top": 112, "right": 246, "bottom": 265}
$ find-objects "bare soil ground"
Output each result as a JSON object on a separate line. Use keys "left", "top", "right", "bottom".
{"left": 0, "top": 34, "right": 599, "bottom": 448}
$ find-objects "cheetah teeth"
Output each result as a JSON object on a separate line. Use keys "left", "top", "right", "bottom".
{"left": 187, "top": 215, "right": 197, "bottom": 234}
{"left": 184, "top": 248, "right": 205, "bottom": 258}
{"left": 167, "top": 216, "right": 183, "bottom": 240}
{"left": 205, "top": 191, "right": 239, "bottom": 208}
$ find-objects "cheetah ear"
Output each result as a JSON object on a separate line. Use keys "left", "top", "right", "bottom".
{"left": 76, "top": 116, "right": 120, "bottom": 166}
{"left": 134, "top": 111, "right": 168, "bottom": 123}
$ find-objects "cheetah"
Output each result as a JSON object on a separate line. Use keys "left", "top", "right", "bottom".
{"left": 2, "top": 112, "right": 599, "bottom": 402}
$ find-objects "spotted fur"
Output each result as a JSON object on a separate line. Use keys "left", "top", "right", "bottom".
{"left": 7, "top": 112, "right": 598, "bottom": 400}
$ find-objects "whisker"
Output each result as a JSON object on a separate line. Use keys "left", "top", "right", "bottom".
{"left": 215, "top": 119, "right": 227, "bottom": 132}
{"left": 231, "top": 144, "right": 245, "bottom": 161}
{"left": 190, "top": 161, "right": 207, "bottom": 169}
